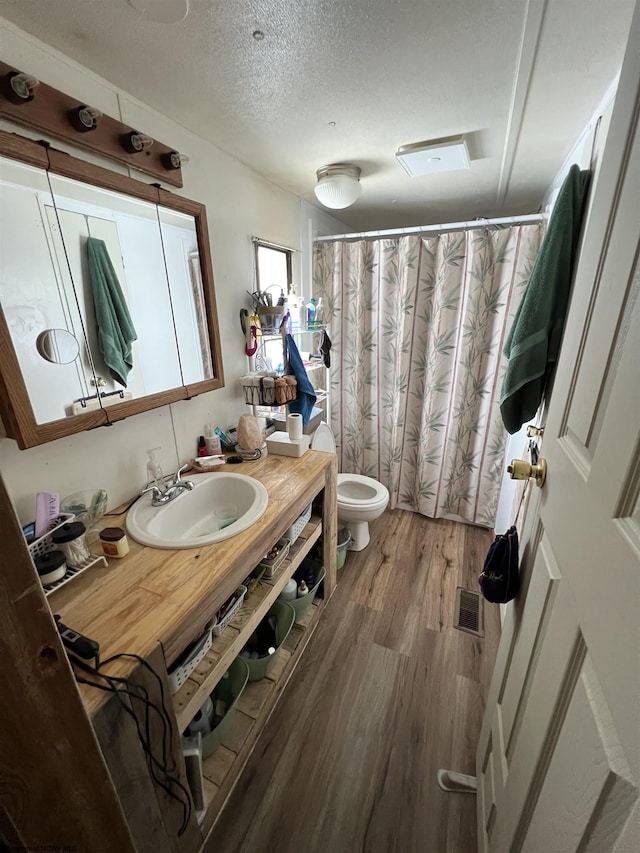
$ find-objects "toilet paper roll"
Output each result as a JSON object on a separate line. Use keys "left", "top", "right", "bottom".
{"left": 287, "top": 413, "right": 303, "bottom": 441}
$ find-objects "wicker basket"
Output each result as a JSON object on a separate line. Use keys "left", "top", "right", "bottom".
{"left": 285, "top": 503, "right": 312, "bottom": 545}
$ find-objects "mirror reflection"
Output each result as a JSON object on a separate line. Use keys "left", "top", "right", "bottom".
{"left": 0, "top": 157, "right": 102, "bottom": 423}
{"left": 0, "top": 154, "right": 218, "bottom": 428}
{"left": 36, "top": 329, "right": 80, "bottom": 364}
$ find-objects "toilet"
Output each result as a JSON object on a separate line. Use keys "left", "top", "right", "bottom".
{"left": 311, "top": 423, "right": 389, "bottom": 551}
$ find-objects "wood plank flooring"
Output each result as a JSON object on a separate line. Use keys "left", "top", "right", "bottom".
{"left": 207, "top": 508, "right": 500, "bottom": 853}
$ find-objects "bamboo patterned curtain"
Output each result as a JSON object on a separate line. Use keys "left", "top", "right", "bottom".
{"left": 313, "top": 226, "right": 544, "bottom": 526}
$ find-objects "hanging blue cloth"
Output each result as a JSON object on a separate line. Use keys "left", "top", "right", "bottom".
{"left": 285, "top": 334, "right": 316, "bottom": 425}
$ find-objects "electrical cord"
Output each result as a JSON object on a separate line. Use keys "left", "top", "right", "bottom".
{"left": 101, "top": 652, "right": 177, "bottom": 773}
{"left": 72, "top": 656, "right": 192, "bottom": 834}
{"left": 103, "top": 495, "right": 140, "bottom": 517}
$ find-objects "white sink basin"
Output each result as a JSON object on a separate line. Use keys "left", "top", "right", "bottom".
{"left": 126, "top": 473, "right": 269, "bottom": 549}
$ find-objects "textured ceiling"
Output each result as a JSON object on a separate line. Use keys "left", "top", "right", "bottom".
{"left": 0, "top": 0, "right": 635, "bottom": 230}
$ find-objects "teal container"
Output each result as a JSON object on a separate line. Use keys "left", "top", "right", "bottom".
{"left": 245, "top": 600, "right": 295, "bottom": 682}
{"left": 287, "top": 564, "right": 325, "bottom": 622}
{"left": 200, "top": 656, "right": 249, "bottom": 758}
{"left": 336, "top": 527, "right": 352, "bottom": 569}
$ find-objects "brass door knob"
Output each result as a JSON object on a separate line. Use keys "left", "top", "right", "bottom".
{"left": 507, "top": 457, "right": 547, "bottom": 487}
{"left": 526, "top": 425, "right": 544, "bottom": 437}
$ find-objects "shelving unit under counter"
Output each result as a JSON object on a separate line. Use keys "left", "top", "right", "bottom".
{"left": 173, "top": 516, "right": 325, "bottom": 835}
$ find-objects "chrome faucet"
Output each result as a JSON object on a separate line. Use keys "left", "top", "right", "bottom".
{"left": 141, "top": 464, "right": 195, "bottom": 506}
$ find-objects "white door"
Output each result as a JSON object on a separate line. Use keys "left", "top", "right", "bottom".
{"left": 476, "top": 6, "right": 640, "bottom": 852}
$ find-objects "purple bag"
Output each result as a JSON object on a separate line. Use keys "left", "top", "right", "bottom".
{"left": 479, "top": 526, "right": 520, "bottom": 603}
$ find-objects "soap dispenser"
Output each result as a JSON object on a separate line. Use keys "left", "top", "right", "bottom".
{"left": 146, "top": 448, "right": 164, "bottom": 490}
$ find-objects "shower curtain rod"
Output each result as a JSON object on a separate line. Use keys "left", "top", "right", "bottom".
{"left": 314, "top": 213, "right": 545, "bottom": 244}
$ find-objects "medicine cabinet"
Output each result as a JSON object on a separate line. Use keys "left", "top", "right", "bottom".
{"left": 0, "top": 130, "right": 224, "bottom": 449}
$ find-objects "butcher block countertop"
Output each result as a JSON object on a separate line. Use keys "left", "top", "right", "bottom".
{"left": 50, "top": 451, "right": 337, "bottom": 717}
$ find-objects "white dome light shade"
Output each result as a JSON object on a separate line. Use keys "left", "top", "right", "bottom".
{"left": 314, "top": 164, "right": 362, "bottom": 209}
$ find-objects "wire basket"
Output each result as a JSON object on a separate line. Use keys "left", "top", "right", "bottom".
{"left": 28, "top": 513, "right": 108, "bottom": 597}
{"left": 212, "top": 585, "right": 247, "bottom": 636}
{"left": 285, "top": 503, "right": 312, "bottom": 545}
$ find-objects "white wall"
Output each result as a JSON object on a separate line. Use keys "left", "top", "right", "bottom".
{"left": 299, "top": 200, "right": 349, "bottom": 299}
{"left": 0, "top": 18, "right": 303, "bottom": 525}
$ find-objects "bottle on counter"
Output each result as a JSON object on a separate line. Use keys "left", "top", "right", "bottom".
{"left": 204, "top": 424, "right": 222, "bottom": 456}
{"left": 306, "top": 297, "right": 317, "bottom": 328}
{"left": 146, "top": 448, "right": 164, "bottom": 490}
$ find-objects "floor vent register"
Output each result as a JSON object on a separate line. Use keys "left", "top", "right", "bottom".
{"left": 454, "top": 587, "right": 484, "bottom": 637}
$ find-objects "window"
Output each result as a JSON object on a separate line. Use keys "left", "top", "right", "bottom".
{"left": 254, "top": 240, "right": 292, "bottom": 303}
{"left": 252, "top": 240, "right": 294, "bottom": 374}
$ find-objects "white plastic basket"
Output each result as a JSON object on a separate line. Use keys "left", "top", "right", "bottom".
{"left": 285, "top": 503, "right": 312, "bottom": 545}
{"left": 28, "top": 514, "right": 75, "bottom": 560}
{"left": 259, "top": 538, "right": 291, "bottom": 578}
{"left": 212, "top": 585, "right": 247, "bottom": 636}
{"left": 28, "top": 513, "right": 108, "bottom": 596}
{"left": 168, "top": 629, "right": 213, "bottom": 694}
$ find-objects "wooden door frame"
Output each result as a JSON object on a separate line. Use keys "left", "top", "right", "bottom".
{"left": 0, "top": 471, "right": 135, "bottom": 850}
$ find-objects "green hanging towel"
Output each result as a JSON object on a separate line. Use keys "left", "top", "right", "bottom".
{"left": 500, "top": 164, "right": 591, "bottom": 434}
{"left": 86, "top": 237, "right": 137, "bottom": 387}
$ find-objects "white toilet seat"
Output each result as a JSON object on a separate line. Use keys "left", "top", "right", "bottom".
{"left": 337, "top": 473, "right": 389, "bottom": 508}
{"left": 311, "top": 424, "right": 389, "bottom": 552}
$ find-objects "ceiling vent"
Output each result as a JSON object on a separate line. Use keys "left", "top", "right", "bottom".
{"left": 395, "top": 135, "right": 470, "bottom": 177}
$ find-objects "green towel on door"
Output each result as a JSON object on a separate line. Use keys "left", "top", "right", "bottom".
{"left": 500, "top": 164, "right": 590, "bottom": 434}
{"left": 86, "top": 237, "right": 137, "bottom": 387}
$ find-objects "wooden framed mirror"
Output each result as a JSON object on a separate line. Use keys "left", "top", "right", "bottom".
{"left": 0, "top": 130, "right": 224, "bottom": 449}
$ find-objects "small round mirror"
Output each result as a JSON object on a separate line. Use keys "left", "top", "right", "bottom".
{"left": 36, "top": 329, "right": 80, "bottom": 364}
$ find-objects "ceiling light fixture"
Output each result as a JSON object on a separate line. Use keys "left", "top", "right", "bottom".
{"left": 396, "top": 135, "right": 470, "bottom": 177}
{"left": 314, "top": 164, "right": 361, "bottom": 210}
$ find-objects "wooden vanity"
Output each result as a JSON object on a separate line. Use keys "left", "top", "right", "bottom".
{"left": 49, "top": 451, "right": 337, "bottom": 852}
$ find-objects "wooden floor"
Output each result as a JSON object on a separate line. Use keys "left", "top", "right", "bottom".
{"left": 208, "top": 508, "right": 500, "bottom": 853}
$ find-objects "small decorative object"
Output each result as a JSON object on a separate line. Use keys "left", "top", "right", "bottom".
{"left": 236, "top": 414, "right": 262, "bottom": 452}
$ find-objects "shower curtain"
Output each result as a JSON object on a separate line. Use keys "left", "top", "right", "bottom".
{"left": 312, "top": 225, "right": 544, "bottom": 526}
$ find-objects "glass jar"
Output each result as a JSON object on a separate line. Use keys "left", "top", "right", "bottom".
{"left": 51, "top": 521, "right": 91, "bottom": 568}
{"left": 99, "top": 527, "right": 130, "bottom": 558}
{"left": 34, "top": 550, "right": 67, "bottom": 585}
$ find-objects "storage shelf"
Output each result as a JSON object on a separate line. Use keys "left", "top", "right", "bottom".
{"left": 198, "top": 599, "right": 323, "bottom": 835}
{"left": 172, "top": 518, "right": 322, "bottom": 733}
